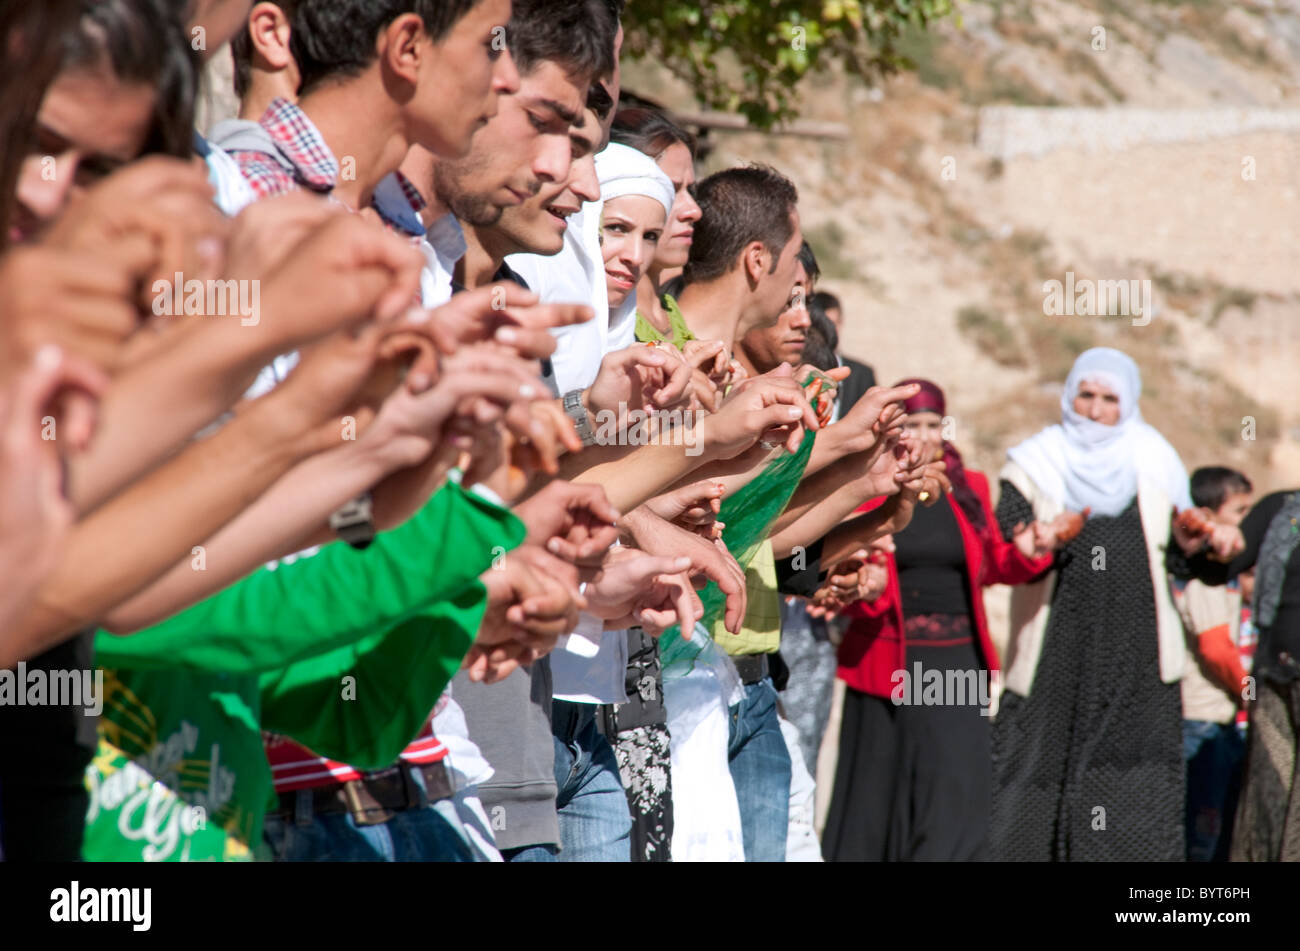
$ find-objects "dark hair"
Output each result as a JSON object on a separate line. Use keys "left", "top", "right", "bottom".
{"left": 610, "top": 107, "right": 695, "bottom": 160}
{"left": 683, "top": 164, "right": 798, "bottom": 285}
{"left": 290, "top": 0, "right": 485, "bottom": 96}
{"left": 60, "top": 0, "right": 198, "bottom": 159}
{"left": 587, "top": 80, "right": 614, "bottom": 123}
{"left": 231, "top": 0, "right": 299, "bottom": 100}
{"left": 810, "top": 290, "right": 840, "bottom": 315}
{"left": 508, "top": 0, "right": 616, "bottom": 86}
{"left": 807, "top": 296, "right": 838, "bottom": 348}
{"left": 802, "top": 309, "right": 838, "bottom": 372}
{"left": 0, "top": 0, "right": 77, "bottom": 251}
{"left": 796, "top": 240, "right": 819, "bottom": 286}
{"left": 1190, "top": 466, "right": 1253, "bottom": 512}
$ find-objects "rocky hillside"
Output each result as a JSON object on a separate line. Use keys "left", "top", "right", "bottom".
{"left": 625, "top": 0, "right": 1300, "bottom": 494}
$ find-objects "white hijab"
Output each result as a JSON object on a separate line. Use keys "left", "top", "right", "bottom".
{"left": 1007, "top": 347, "right": 1191, "bottom": 516}
{"left": 595, "top": 143, "right": 676, "bottom": 331}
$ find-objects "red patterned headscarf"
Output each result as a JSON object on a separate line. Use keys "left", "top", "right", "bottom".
{"left": 894, "top": 378, "right": 985, "bottom": 534}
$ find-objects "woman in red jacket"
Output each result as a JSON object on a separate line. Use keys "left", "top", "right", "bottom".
{"left": 821, "top": 379, "right": 1062, "bottom": 861}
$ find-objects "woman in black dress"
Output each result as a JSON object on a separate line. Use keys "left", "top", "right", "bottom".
{"left": 991, "top": 348, "right": 1193, "bottom": 861}
{"left": 823, "top": 380, "right": 1058, "bottom": 861}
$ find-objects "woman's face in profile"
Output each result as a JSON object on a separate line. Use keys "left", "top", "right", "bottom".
{"left": 1072, "top": 380, "right": 1122, "bottom": 426}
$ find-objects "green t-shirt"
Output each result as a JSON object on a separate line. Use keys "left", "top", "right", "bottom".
{"left": 83, "top": 481, "right": 525, "bottom": 861}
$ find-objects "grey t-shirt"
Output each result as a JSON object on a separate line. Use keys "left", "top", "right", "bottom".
{"left": 450, "top": 659, "right": 557, "bottom": 852}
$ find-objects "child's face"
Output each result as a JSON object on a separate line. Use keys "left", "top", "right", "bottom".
{"left": 1214, "top": 491, "right": 1253, "bottom": 528}
{"left": 1240, "top": 568, "right": 1256, "bottom": 603}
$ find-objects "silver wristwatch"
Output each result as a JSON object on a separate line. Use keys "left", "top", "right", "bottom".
{"left": 563, "top": 389, "right": 597, "bottom": 446}
{"left": 330, "top": 491, "right": 375, "bottom": 550}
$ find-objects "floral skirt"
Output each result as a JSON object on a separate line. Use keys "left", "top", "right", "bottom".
{"left": 612, "top": 723, "right": 673, "bottom": 862}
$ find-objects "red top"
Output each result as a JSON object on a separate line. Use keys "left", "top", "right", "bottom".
{"left": 265, "top": 715, "right": 448, "bottom": 794}
{"left": 836, "top": 470, "right": 1053, "bottom": 697}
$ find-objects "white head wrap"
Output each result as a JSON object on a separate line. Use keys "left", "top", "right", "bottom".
{"left": 593, "top": 143, "right": 675, "bottom": 329}
{"left": 595, "top": 143, "right": 675, "bottom": 219}
{"left": 1007, "top": 347, "right": 1191, "bottom": 516}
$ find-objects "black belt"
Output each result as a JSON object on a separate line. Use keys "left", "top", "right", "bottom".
{"left": 274, "top": 761, "right": 454, "bottom": 827}
{"left": 598, "top": 629, "right": 667, "bottom": 736}
{"left": 732, "top": 653, "right": 770, "bottom": 685}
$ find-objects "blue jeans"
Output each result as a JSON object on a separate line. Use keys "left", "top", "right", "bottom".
{"left": 727, "top": 675, "right": 791, "bottom": 862}
{"left": 552, "top": 699, "right": 631, "bottom": 862}
{"left": 264, "top": 768, "right": 474, "bottom": 862}
{"left": 1183, "top": 719, "right": 1246, "bottom": 862}
{"left": 501, "top": 843, "right": 558, "bottom": 862}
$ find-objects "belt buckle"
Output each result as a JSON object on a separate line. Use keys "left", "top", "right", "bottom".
{"left": 418, "top": 761, "right": 455, "bottom": 803}
{"left": 736, "top": 654, "right": 761, "bottom": 684}
{"left": 342, "top": 779, "right": 395, "bottom": 827}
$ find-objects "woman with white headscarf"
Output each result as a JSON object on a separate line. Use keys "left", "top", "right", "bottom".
{"left": 991, "top": 347, "right": 1192, "bottom": 861}
{"left": 589, "top": 143, "right": 688, "bottom": 863}
{"left": 596, "top": 143, "right": 675, "bottom": 327}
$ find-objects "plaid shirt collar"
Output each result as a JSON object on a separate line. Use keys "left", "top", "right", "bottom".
{"left": 255, "top": 97, "right": 339, "bottom": 192}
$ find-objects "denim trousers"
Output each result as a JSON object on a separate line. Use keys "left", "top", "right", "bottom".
{"left": 501, "top": 843, "right": 558, "bottom": 862}
{"left": 776, "top": 602, "right": 838, "bottom": 772}
{"left": 727, "top": 675, "right": 791, "bottom": 862}
{"left": 552, "top": 699, "right": 632, "bottom": 862}
{"left": 263, "top": 767, "right": 475, "bottom": 862}
{"left": 1183, "top": 719, "right": 1246, "bottom": 862}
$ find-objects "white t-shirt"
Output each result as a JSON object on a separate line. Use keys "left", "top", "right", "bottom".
{"left": 197, "top": 128, "right": 258, "bottom": 217}
{"left": 419, "top": 212, "right": 467, "bottom": 308}
{"left": 506, "top": 200, "right": 636, "bottom": 393}
{"left": 548, "top": 611, "right": 629, "bottom": 705}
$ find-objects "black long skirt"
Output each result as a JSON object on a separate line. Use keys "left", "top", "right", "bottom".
{"left": 823, "top": 626, "right": 992, "bottom": 862}
{"left": 990, "top": 487, "right": 1184, "bottom": 861}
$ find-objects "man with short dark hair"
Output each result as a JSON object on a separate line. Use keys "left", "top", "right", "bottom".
{"left": 223, "top": 0, "right": 518, "bottom": 209}
{"left": 289, "top": 0, "right": 492, "bottom": 96}
{"left": 230, "top": 1, "right": 299, "bottom": 120}
{"left": 213, "top": 0, "right": 549, "bottom": 864}
{"left": 503, "top": 0, "right": 623, "bottom": 395}
{"left": 682, "top": 165, "right": 801, "bottom": 301}
{"left": 735, "top": 241, "right": 816, "bottom": 380}
{"left": 436, "top": 0, "right": 624, "bottom": 863}
{"left": 669, "top": 168, "right": 933, "bottom": 861}
{"left": 669, "top": 164, "right": 806, "bottom": 862}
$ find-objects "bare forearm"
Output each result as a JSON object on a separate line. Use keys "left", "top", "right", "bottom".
{"left": 67, "top": 322, "right": 271, "bottom": 512}
{"left": 663, "top": 449, "right": 770, "bottom": 499}
{"left": 818, "top": 505, "right": 906, "bottom": 567}
{"left": 4, "top": 402, "right": 309, "bottom": 664}
{"left": 567, "top": 435, "right": 712, "bottom": 513}
{"left": 767, "top": 452, "right": 869, "bottom": 541}
{"left": 800, "top": 420, "right": 855, "bottom": 478}
{"left": 99, "top": 440, "right": 391, "bottom": 634}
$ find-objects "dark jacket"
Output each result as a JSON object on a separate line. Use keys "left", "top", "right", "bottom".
{"left": 836, "top": 355, "right": 876, "bottom": 415}
{"left": 1170, "top": 490, "right": 1300, "bottom": 682}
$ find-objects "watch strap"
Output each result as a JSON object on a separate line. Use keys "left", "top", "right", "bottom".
{"left": 330, "top": 491, "right": 375, "bottom": 550}
{"left": 563, "top": 389, "right": 597, "bottom": 446}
